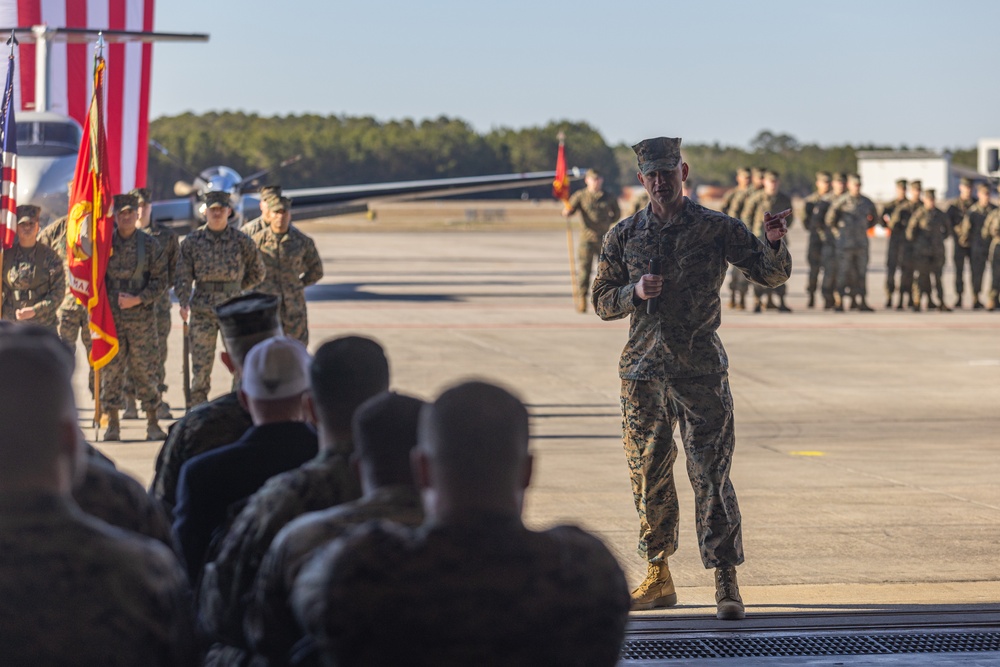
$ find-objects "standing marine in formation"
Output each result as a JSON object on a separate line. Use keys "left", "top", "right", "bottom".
{"left": 741, "top": 169, "right": 793, "bottom": 312}
{"left": 802, "top": 172, "right": 832, "bottom": 308}
{"left": 563, "top": 169, "right": 621, "bottom": 313}
{"left": 880, "top": 178, "right": 909, "bottom": 308}
{"left": 249, "top": 195, "right": 323, "bottom": 344}
{"left": 718, "top": 167, "right": 752, "bottom": 309}
{"left": 101, "top": 194, "right": 170, "bottom": 441}
{"left": 906, "top": 189, "right": 950, "bottom": 312}
{"left": 175, "top": 190, "right": 265, "bottom": 406}
{"left": 825, "top": 174, "right": 877, "bottom": 311}
{"left": 957, "top": 182, "right": 996, "bottom": 310}
{"left": 1, "top": 205, "right": 64, "bottom": 332}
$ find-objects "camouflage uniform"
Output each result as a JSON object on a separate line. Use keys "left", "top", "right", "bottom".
{"left": 249, "top": 225, "right": 323, "bottom": 344}
{"left": 889, "top": 200, "right": 920, "bottom": 308}
{"left": 719, "top": 186, "right": 751, "bottom": 305}
{"left": 802, "top": 189, "right": 828, "bottom": 302}
{"left": 958, "top": 200, "right": 996, "bottom": 306}
{"left": 566, "top": 187, "right": 621, "bottom": 301}
{"left": 246, "top": 485, "right": 424, "bottom": 664}
{"left": 143, "top": 221, "right": 180, "bottom": 396}
{"left": 175, "top": 226, "right": 264, "bottom": 405}
{"left": 881, "top": 197, "right": 908, "bottom": 303}
{"left": 740, "top": 188, "right": 793, "bottom": 308}
{"left": 151, "top": 392, "right": 253, "bottom": 517}
{"left": 38, "top": 217, "right": 93, "bottom": 371}
{"left": 825, "top": 192, "right": 877, "bottom": 302}
{"left": 0, "top": 492, "right": 199, "bottom": 667}
{"left": 199, "top": 448, "right": 361, "bottom": 657}
{"left": 292, "top": 517, "right": 630, "bottom": 667}
{"left": 240, "top": 217, "right": 267, "bottom": 237}
{"left": 75, "top": 457, "right": 174, "bottom": 549}
{"left": 102, "top": 229, "right": 167, "bottom": 412}
{"left": 1, "top": 242, "right": 64, "bottom": 332}
{"left": 947, "top": 196, "right": 976, "bottom": 303}
{"left": 592, "top": 199, "right": 791, "bottom": 567}
{"left": 907, "top": 205, "right": 949, "bottom": 307}
{"left": 984, "top": 208, "right": 1000, "bottom": 308}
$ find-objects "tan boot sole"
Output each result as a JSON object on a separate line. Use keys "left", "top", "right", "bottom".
{"left": 631, "top": 591, "right": 678, "bottom": 611}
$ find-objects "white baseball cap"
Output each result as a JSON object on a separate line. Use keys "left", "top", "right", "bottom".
{"left": 242, "top": 336, "right": 312, "bottom": 400}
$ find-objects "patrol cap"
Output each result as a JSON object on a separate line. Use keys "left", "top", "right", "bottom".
{"left": 241, "top": 336, "right": 312, "bottom": 400}
{"left": 976, "top": 181, "right": 991, "bottom": 191}
{"left": 215, "top": 292, "right": 281, "bottom": 341}
{"left": 631, "top": 137, "right": 682, "bottom": 175}
{"left": 736, "top": 167, "right": 751, "bottom": 177}
{"left": 847, "top": 174, "right": 862, "bottom": 184}
{"left": 113, "top": 193, "right": 138, "bottom": 213}
{"left": 764, "top": 169, "right": 780, "bottom": 180}
{"left": 265, "top": 195, "right": 291, "bottom": 212}
{"left": 16, "top": 204, "right": 40, "bottom": 224}
{"left": 895, "top": 178, "right": 908, "bottom": 187}
{"left": 204, "top": 191, "right": 232, "bottom": 208}
{"left": 959, "top": 177, "right": 973, "bottom": 188}
{"left": 259, "top": 184, "right": 282, "bottom": 198}
{"left": 815, "top": 171, "right": 831, "bottom": 182}
{"left": 923, "top": 188, "right": 936, "bottom": 198}
{"left": 130, "top": 187, "right": 151, "bottom": 204}
{"left": 585, "top": 168, "right": 602, "bottom": 179}
{"left": 750, "top": 167, "right": 764, "bottom": 178}
{"left": 910, "top": 179, "right": 922, "bottom": 189}
{"left": 832, "top": 172, "right": 847, "bottom": 183}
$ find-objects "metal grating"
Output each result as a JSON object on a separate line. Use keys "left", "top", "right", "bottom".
{"left": 621, "top": 631, "right": 1000, "bottom": 660}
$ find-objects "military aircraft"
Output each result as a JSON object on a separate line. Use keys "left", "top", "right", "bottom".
{"left": 15, "top": 110, "right": 82, "bottom": 223}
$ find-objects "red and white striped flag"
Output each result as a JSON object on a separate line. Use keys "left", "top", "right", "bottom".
{"left": 0, "top": 51, "right": 16, "bottom": 250}
{"left": 0, "top": 0, "right": 154, "bottom": 194}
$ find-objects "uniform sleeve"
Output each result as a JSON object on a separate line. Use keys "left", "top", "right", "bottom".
{"left": 592, "top": 226, "right": 637, "bottom": 321}
{"left": 245, "top": 530, "right": 301, "bottom": 663}
{"left": 174, "top": 238, "right": 194, "bottom": 308}
{"left": 566, "top": 190, "right": 583, "bottom": 215}
{"left": 33, "top": 248, "right": 65, "bottom": 320}
{"left": 240, "top": 233, "right": 266, "bottom": 291}
{"left": 165, "top": 232, "right": 180, "bottom": 290}
{"left": 137, "top": 236, "right": 167, "bottom": 305}
{"left": 906, "top": 210, "right": 920, "bottom": 241}
{"left": 738, "top": 192, "right": 758, "bottom": 224}
{"left": 726, "top": 217, "right": 792, "bottom": 288}
{"left": 300, "top": 237, "right": 324, "bottom": 287}
{"left": 609, "top": 195, "right": 621, "bottom": 223}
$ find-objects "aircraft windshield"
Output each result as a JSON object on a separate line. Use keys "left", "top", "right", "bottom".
{"left": 16, "top": 121, "right": 82, "bottom": 157}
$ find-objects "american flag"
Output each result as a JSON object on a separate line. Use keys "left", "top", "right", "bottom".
{"left": 0, "top": 52, "right": 16, "bottom": 251}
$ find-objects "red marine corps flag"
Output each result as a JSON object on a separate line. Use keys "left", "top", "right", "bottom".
{"left": 553, "top": 132, "right": 571, "bottom": 204}
{"left": 67, "top": 41, "right": 117, "bottom": 374}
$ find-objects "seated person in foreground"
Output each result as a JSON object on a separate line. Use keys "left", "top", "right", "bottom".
{"left": 292, "top": 380, "right": 631, "bottom": 667}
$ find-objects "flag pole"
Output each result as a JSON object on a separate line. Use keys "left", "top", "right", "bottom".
{"left": 92, "top": 32, "right": 105, "bottom": 438}
{"left": 1, "top": 31, "right": 18, "bottom": 321}
{"left": 556, "top": 133, "right": 580, "bottom": 308}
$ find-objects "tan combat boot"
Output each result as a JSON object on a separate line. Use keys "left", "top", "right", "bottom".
{"left": 631, "top": 560, "right": 677, "bottom": 611}
{"left": 145, "top": 410, "right": 167, "bottom": 441}
{"left": 122, "top": 396, "right": 138, "bottom": 419}
{"left": 103, "top": 408, "right": 121, "bottom": 442}
{"left": 715, "top": 566, "right": 745, "bottom": 621}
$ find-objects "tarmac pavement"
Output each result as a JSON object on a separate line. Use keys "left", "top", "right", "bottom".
{"left": 73, "top": 216, "right": 1000, "bottom": 627}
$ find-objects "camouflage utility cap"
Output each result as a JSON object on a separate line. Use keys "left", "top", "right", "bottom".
{"left": 585, "top": 169, "right": 602, "bottom": 179}
{"left": 847, "top": 174, "right": 861, "bottom": 184}
{"left": 204, "top": 191, "right": 231, "bottom": 208}
{"left": 16, "top": 204, "right": 41, "bottom": 223}
{"left": 924, "top": 189, "right": 936, "bottom": 198}
{"left": 910, "top": 180, "right": 922, "bottom": 189}
{"left": 960, "top": 177, "right": 973, "bottom": 187}
{"left": 816, "top": 171, "right": 831, "bottom": 182}
{"left": 265, "top": 194, "right": 291, "bottom": 212}
{"left": 113, "top": 193, "right": 138, "bottom": 213}
{"left": 632, "top": 137, "right": 682, "bottom": 175}
{"left": 131, "top": 187, "right": 151, "bottom": 204}
{"left": 736, "top": 167, "right": 750, "bottom": 177}
{"left": 259, "top": 184, "right": 282, "bottom": 198}
{"left": 895, "top": 178, "right": 908, "bottom": 187}
{"left": 215, "top": 292, "right": 281, "bottom": 340}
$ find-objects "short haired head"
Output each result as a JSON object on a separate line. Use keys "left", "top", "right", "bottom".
{"left": 959, "top": 177, "right": 973, "bottom": 190}
{"left": 130, "top": 187, "right": 151, "bottom": 205}
{"left": 736, "top": 167, "right": 751, "bottom": 178}
{"left": 259, "top": 184, "right": 282, "bottom": 198}
{"left": 815, "top": 171, "right": 831, "bottom": 183}
{"left": 310, "top": 336, "right": 390, "bottom": 433}
{"left": 585, "top": 168, "right": 602, "bottom": 180}
{"left": 923, "top": 188, "right": 936, "bottom": 201}
{"left": 215, "top": 292, "right": 282, "bottom": 369}
{"left": 976, "top": 181, "right": 991, "bottom": 194}
{"left": 352, "top": 391, "right": 425, "bottom": 486}
{"left": 632, "top": 137, "right": 682, "bottom": 176}
{"left": 910, "top": 179, "right": 922, "bottom": 191}
{"left": 113, "top": 193, "right": 138, "bottom": 213}
{"left": 242, "top": 336, "right": 312, "bottom": 401}
{"left": 0, "top": 326, "right": 79, "bottom": 488}
{"left": 895, "top": 178, "right": 908, "bottom": 188}
{"left": 204, "top": 190, "right": 231, "bottom": 209}
{"left": 417, "top": 380, "right": 530, "bottom": 498}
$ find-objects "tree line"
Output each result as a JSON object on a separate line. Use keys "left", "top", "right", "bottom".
{"left": 147, "top": 114, "right": 976, "bottom": 201}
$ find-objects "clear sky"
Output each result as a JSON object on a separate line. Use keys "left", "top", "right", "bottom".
{"left": 151, "top": 0, "right": 1000, "bottom": 151}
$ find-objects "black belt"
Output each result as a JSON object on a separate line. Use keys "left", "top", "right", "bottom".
{"left": 198, "top": 281, "right": 240, "bottom": 293}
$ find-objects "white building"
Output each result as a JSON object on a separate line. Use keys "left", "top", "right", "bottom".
{"left": 977, "top": 138, "right": 1000, "bottom": 178}
{"left": 855, "top": 150, "right": 981, "bottom": 203}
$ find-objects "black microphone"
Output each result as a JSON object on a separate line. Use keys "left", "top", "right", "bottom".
{"left": 646, "top": 257, "right": 661, "bottom": 315}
